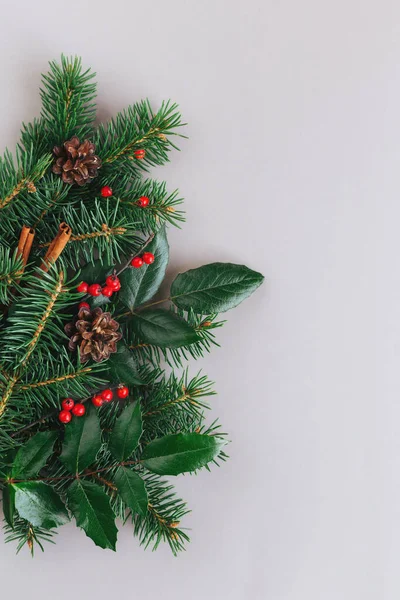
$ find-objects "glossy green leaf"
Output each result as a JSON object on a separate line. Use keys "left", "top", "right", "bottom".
{"left": 12, "top": 431, "right": 58, "bottom": 479}
{"left": 79, "top": 259, "right": 114, "bottom": 285}
{"left": 141, "top": 433, "right": 225, "bottom": 475}
{"left": 3, "top": 484, "right": 15, "bottom": 528}
{"left": 13, "top": 482, "right": 69, "bottom": 528}
{"left": 67, "top": 479, "right": 118, "bottom": 550}
{"left": 119, "top": 227, "right": 169, "bottom": 310}
{"left": 60, "top": 406, "right": 101, "bottom": 474}
{"left": 170, "top": 262, "right": 264, "bottom": 313}
{"left": 131, "top": 309, "right": 200, "bottom": 348}
{"left": 113, "top": 467, "right": 148, "bottom": 516}
{"left": 109, "top": 401, "right": 142, "bottom": 461}
{"left": 107, "top": 342, "right": 144, "bottom": 386}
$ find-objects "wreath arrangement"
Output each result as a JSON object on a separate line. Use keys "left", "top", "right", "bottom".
{"left": 0, "top": 56, "right": 263, "bottom": 556}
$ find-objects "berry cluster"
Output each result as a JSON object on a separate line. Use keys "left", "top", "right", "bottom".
{"left": 131, "top": 252, "right": 155, "bottom": 269}
{"left": 77, "top": 275, "right": 121, "bottom": 298}
{"left": 58, "top": 398, "right": 86, "bottom": 423}
{"left": 92, "top": 385, "right": 129, "bottom": 408}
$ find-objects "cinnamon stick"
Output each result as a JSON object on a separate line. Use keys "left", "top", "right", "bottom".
{"left": 40, "top": 222, "right": 72, "bottom": 272}
{"left": 17, "top": 225, "right": 35, "bottom": 267}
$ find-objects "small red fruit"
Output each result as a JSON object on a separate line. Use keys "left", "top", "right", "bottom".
{"left": 92, "top": 394, "right": 104, "bottom": 408}
{"left": 101, "top": 389, "right": 113, "bottom": 402}
{"left": 101, "top": 186, "right": 113, "bottom": 198}
{"left": 106, "top": 275, "right": 121, "bottom": 291}
{"left": 79, "top": 302, "right": 90, "bottom": 310}
{"left": 61, "top": 398, "right": 75, "bottom": 411}
{"left": 72, "top": 403, "right": 86, "bottom": 417}
{"left": 116, "top": 385, "right": 129, "bottom": 399}
{"left": 142, "top": 252, "right": 155, "bottom": 265}
{"left": 134, "top": 149, "right": 145, "bottom": 160}
{"left": 88, "top": 283, "right": 102, "bottom": 297}
{"left": 131, "top": 256, "right": 144, "bottom": 268}
{"left": 59, "top": 410, "right": 72, "bottom": 424}
{"left": 77, "top": 281, "right": 88, "bottom": 293}
{"left": 102, "top": 286, "right": 114, "bottom": 297}
{"left": 137, "top": 196, "right": 150, "bottom": 207}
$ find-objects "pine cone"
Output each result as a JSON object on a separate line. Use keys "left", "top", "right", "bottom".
{"left": 65, "top": 306, "right": 122, "bottom": 363}
{"left": 52, "top": 136, "right": 102, "bottom": 186}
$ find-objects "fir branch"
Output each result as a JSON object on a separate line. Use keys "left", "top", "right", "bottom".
{"left": 0, "top": 248, "right": 24, "bottom": 304}
{"left": 4, "top": 517, "right": 56, "bottom": 555}
{"left": 40, "top": 55, "right": 97, "bottom": 144}
{"left": 96, "top": 100, "right": 185, "bottom": 172}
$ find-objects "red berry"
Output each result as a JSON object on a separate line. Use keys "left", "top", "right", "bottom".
{"left": 92, "top": 394, "right": 104, "bottom": 408}
{"left": 116, "top": 385, "right": 129, "bottom": 399}
{"left": 101, "top": 186, "right": 113, "bottom": 198}
{"left": 102, "top": 286, "right": 114, "bottom": 297}
{"left": 61, "top": 398, "right": 75, "bottom": 411}
{"left": 72, "top": 403, "right": 86, "bottom": 417}
{"left": 77, "top": 281, "right": 88, "bottom": 293}
{"left": 79, "top": 302, "right": 90, "bottom": 310}
{"left": 106, "top": 275, "right": 121, "bottom": 291}
{"left": 59, "top": 410, "right": 72, "bottom": 424}
{"left": 134, "top": 149, "right": 145, "bottom": 160}
{"left": 131, "top": 256, "right": 144, "bottom": 268}
{"left": 137, "top": 196, "right": 150, "bottom": 207}
{"left": 101, "top": 389, "right": 114, "bottom": 402}
{"left": 88, "top": 283, "right": 102, "bottom": 297}
{"left": 142, "top": 252, "right": 155, "bottom": 265}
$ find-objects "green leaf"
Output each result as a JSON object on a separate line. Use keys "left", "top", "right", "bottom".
{"left": 13, "top": 482, "right": 69, "bottom": 528}
{"left": 170, "top": 262, "right": 264, "bottom": 314}
{"left": 67, "top": 479, "right": 118, "bottom": 550}
{"left": 3, "top": 484, "right": 15, "bottom": 528}
{"left": 79, "top": 259, "right": 114, "bottom": 285}
{"left": 12, "top": 431, "right": 58, "bottom": 479}
{"left": 113, "top": 467, "right": 148, "bottom": 516}
{"left": 141, "top": 433, "right": 225, "bottom": 475}
{"left": 60, "top": 406, "right": 101, "bottom": 474}
{"left": 109, "top": 401, "right": 142, "bottom": 461}
{"left": 107, "top": 342, "right": 144, "bottom": 386}
{"left": 119, "top": 227, "right": 169, "bottom": 311}
{"left": 131, "top": 309, "right": 200, "bottom": 348}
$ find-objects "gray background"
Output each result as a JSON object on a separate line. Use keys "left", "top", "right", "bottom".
{"left": 0, "top": 0, "right": 394, "bottom": 598}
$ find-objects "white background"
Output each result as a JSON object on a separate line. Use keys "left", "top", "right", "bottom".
{"left": 0, "top": 1, "right": 395, "bottom": 598}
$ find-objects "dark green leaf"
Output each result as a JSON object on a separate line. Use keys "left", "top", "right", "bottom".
{"left": 141, "top": 433, "right": 225, "bottom": 475}
{"left": 170, "top": 262, "right": 264, "bottom": 313}
{"left": 79, "top": 260, "right": 114, "bottom": 285}
{"left": 67, "top": 479, "right": 118, "bottom": 550}
{"left": 13, "top": 482, "right": 69, "bottom": 528}
{"left": 107, "top": 342, "right": 144, "bottom": 386}
{"left": 60, "top": 406, "right": 101, "bottom": 474}
{"left": 3, "top": 484, "right": 15, "bottom": 528}
{"left": 119, "top": 227, "right": 169, "bottom": 311}
{"left": 12, "top": 431, "right": 58, "bottom": 479}
{"left": 109, "top": 401, "right": 142, "bottom": 461}
{"left": 113, "top": 467, "right": 148, "bottom": 516}
{"left": 131, "top": 309, "right": 200, "bottom": 348}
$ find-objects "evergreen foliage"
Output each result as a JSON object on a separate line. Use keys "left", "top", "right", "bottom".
{"left": 0, "top": 56, "right": 263, "bottom": 556}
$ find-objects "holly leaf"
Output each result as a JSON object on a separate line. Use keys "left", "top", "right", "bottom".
{"left": 60, "top": 406, "right": 101, "bottom": 474}
{"left": 140, "top": 433, "right": 226, "bottom": 475}
{"left": 119, "top": 227, "right": 169, "bottom": 311}
{"left": 12, "top": 431, "right": 58, "bottom": 479}
{"left": 3, "top": 484, "right": 15, "bottom": 528}
{"left": 78, "top": 259, "right": 114, "bottom": 285}
{"left": 113, "top": 467, "right": 148, "bottom": 516}
{"left": 109, "top": 401, "right": 142, "bottom": 461}
{"left": 130, "top": 309, "right": 200, "bottom": 348}
{"left": 107, "top": 342, "right": 144, "bottom": 386}
{"left": 13, "top": 482, "right": 69, "bottom": 529}
{"left": 67, "top": 479, "right": 118, "bottom": 550}
{"left": 170, "top": 262, "right": 264, "bottom": 313}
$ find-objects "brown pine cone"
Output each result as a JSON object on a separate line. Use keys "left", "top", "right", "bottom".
{"left": 52, "top": 136, "right": 102, "bottom": 186}
{"left": 65, "top": 306, "right": 122, "bottom": 363}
